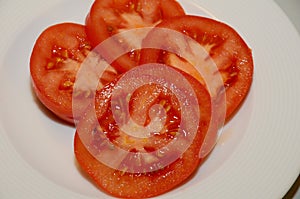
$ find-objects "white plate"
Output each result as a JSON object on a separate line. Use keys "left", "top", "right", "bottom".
{"left": 0, "top": 0, "right": 300, "bottom": 198}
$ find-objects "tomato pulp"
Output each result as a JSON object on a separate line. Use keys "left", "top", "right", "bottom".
{"left": 85, "top": 0, "right": 186, "bottom": 73}
{"left": 140, "top": 15, "right": 254, "bottom": 119}
{"left": 30, "top": 23, "right": 117, "bottom": 123}
{"left": 74, "top": 65, "right": 215, "bottom": 198}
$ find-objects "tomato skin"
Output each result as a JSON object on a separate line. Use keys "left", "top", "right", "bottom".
{"left": 85, "top": 0, "right": 186, "bottom": 73}
{"left": 86, "top": 0, "right": 185, "bottom": 46}
{"left": 74, "top": 67, "right": 215, "bottom": 198}
{"left": 140, "top": 15, "right": 254, "bottom": 119}
{"left": 30, "top": 23, "right": 91, "bottom": 123}
{"left": 74, "top": 132, "right": 202, "bottom": 198}
{"left": 31, "top": 79, "right": 74, "bottom": 123}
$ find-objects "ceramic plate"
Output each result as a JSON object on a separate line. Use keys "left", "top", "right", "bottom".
{"left": 0, "top": 0, "right": 299, "bottom": 198}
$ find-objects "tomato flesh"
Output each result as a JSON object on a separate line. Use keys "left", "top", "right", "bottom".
{"left": 85, "top": 0, "right": 186, "bottom": 73}
{"left": 74, "top": 66, "right": 214, "bottom": 198}
{"left": 140, "top": 15, "right": 254, "bottom": 119}
{"left": 30, "top": 23, "right": 117, "bottom": 123}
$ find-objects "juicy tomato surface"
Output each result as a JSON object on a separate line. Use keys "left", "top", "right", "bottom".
{"left": 85, "top": 0, "right": 186, "bottom": 73}
{"left": 30, "top": 23, "right": 117, "bottom": 123}
{"left": 74, "top": 66, "right": 214, "bottom": 198}
{"left": 140, "top": 15, "right": 254, "bottom": 119}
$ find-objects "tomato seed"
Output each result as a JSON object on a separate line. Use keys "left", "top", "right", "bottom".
{"left": 107, "top": 26, "right": 114, "bottom": 33}
{"left": 120, "top": 167, "right": 128, "bottom": 176}
{"left": 125, "top": 135, "right": 135, "bottom": 144}
{"left": 81, "top": 48, "right": 90, "bottom": 57}
{"left": 129, "top": 3, "right": 135, "bottom": 10}
{"left": 193, "top": 32, "right": 197, "bottom": 40}
{"left": 60, "top": 50, "right": 68, "bottom": 58}
{"left": 84, "top": 90, "right": 91, "bottom": 98}
{"left": 55, "top": 57, "right": 63, "bottom": 63}
{"left": 156, "top": 150, "right": 165, "bottom": 158}
{"left": 230, "top": 72, "right": 238, "bottom": 77}
{"left": 165, "top": 105, "right": 171, "bottom": 112}
{"left": 62, "top": 80, "right": 74, "bottom": 89}
{"left": 46, "top": 62, "right": 55, "bottom": 70}
{"left": 73, "top": 89, "right": 82, "bottom": 97}
{"left": 160, "top": 99, "right": 166, "bottom": 106}
{"left": 168, "top": 131, "right": 177, "bottom": 137}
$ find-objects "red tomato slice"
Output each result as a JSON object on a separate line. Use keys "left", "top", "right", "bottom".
{"left": 140, "top": 15, "right": 254, "bottom": 119}
{"left": 74, "top": 66, "right": 215, "bottom": 198}
{"left": 30, "top": 23, "right": 117, "bottom": 123}
{"left": 85, "top": 0, "right": 186, "bottom": 73}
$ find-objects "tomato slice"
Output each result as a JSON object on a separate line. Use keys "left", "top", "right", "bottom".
{"left": 74, "top": 65, "right": 215, "bottom": 198}
{"left": 139, "top": 15, "right": 254, "bottom": 119}
{"left": 30, "top": 23, "right": 117, "bottom": 123}
{"left": 85, "top": 0, "right": 185, "bottom": 73}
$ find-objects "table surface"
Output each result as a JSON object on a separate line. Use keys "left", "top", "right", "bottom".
{"left": 274, "top": 0, "right": 300, "bottom": 198}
